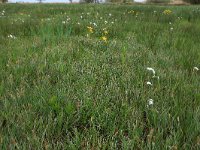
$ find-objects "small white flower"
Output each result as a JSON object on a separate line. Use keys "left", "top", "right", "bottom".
{"left": 80, "top": 16, "right": 83, "bottom": 19}
{"left": 193, "top": 67, "right": 199, "bottom": 71}
{"left": 170, "top": 27, "right": 173, "bottom": 31}
{"left": 169, "top": 22, "right": 172, "bottom": 25}
{"left": 8, "top": 34, "right": 16, "bottom": 39}
{"left": 147, "top": 67, "right": 155, "bottom": 76}
{"left": 62, "top": 21, "right": 66, "bottom": 24}
{"left": 77, "top": 22, "right": 80, "bottom": 25}
{"left": 148, "top": 99, "right": 154, "bottom": 106}
{"left": 93, "top": 22, "right": 97, "bottom": 26}
{"left": 109, "top": 13, "right": 112, "bottom": 17}
{"left": 153, "top": 10, "right": 157, "bottom": 13}
{"left": 111, "top": 21, "right": 114, "bottom": 24}
{"left": 146, "top": 81, "right": 153, "bottom": 86}
{"left": 100, "top": 17, "right": 103, "bottom": 20}
{"left": 104, "top": 21, "right": 108, "bottom": 24}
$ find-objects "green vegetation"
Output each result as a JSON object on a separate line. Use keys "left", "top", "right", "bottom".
{"left": 0, "top": 4, "right": 200, "bottom": 149}
{"left": 183, "top": 0, "right": 200, "bottom": 4}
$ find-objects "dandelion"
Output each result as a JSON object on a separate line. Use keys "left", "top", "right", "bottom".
{"left": 193, "top": 67, "right": 199, "bottom": 71}
{"left": 100, "top": 36, "right": 107, "bottom": 42}
{"left": 163, "top": 9, "right": 172, "bottom": 15}
{"left": 147, "top": 67, "right": 156, "bottom": 76}
{"left": 87, "top": 26, "right": 94, "bottom": 33}
{"left": 147, "top": 81, "right": 153, "bottom": 86}
{"left": 147, "top": 99, "right": 154, "bottom": 106}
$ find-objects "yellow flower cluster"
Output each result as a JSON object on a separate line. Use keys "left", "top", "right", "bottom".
{"left": 87, "top": 26, "right": 94, "bottom": 33}
{"left": 163, "top": 9, "right": 172, "bottom": 15}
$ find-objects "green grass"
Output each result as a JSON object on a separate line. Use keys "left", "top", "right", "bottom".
{"left": 0, "top": 3, "right": 200, "bottom": 149}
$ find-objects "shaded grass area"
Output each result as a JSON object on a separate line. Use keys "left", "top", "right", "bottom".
{"left": 0, "top": 4, "right": 200, "bottom": 149}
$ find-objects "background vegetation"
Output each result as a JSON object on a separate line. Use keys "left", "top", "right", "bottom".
{"left": 183, "top": 0, "right": 200, "bottom": 4}
{"left": 0, "top": 4, "right": 200, "bottom": 149}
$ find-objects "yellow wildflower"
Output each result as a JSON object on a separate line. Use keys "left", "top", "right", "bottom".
{"left": 101, "top": 36, "right": 107, "bottom": 42}
{"left": 87, "top": 26, "right": 94, "bottom": 33}
{"left": 163, "top": 9, "right": 172, "bottom": 15}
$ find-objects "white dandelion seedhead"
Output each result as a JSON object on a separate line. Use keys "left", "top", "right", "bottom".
{"left": 62, "top": 21, "right": 66, "bottom": 24}
{"left": 147, "top": 99, "right": 154, "bottom": 106}
{"left": 147, "top": 67, "right": 156, "bottom": 76}
{"left": 93, "top": 22, "right": 97, "bottom": 27}
{"left": 193, "top": 67, "right": 199, "bottom": 71}
{"left": 146, "top": 81, "right": 153, "bottom": 86}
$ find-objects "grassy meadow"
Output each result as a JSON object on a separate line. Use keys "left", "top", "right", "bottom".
{"left": 0, "top": 3, "right": 200, "bottom": 149}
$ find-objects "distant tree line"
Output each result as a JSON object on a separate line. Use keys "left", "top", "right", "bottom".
{"left": 183, "top": 0, "right": 200, "bottom": 4}
{"left": 0, "top": 0, "right": 8, "bottom": 3}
